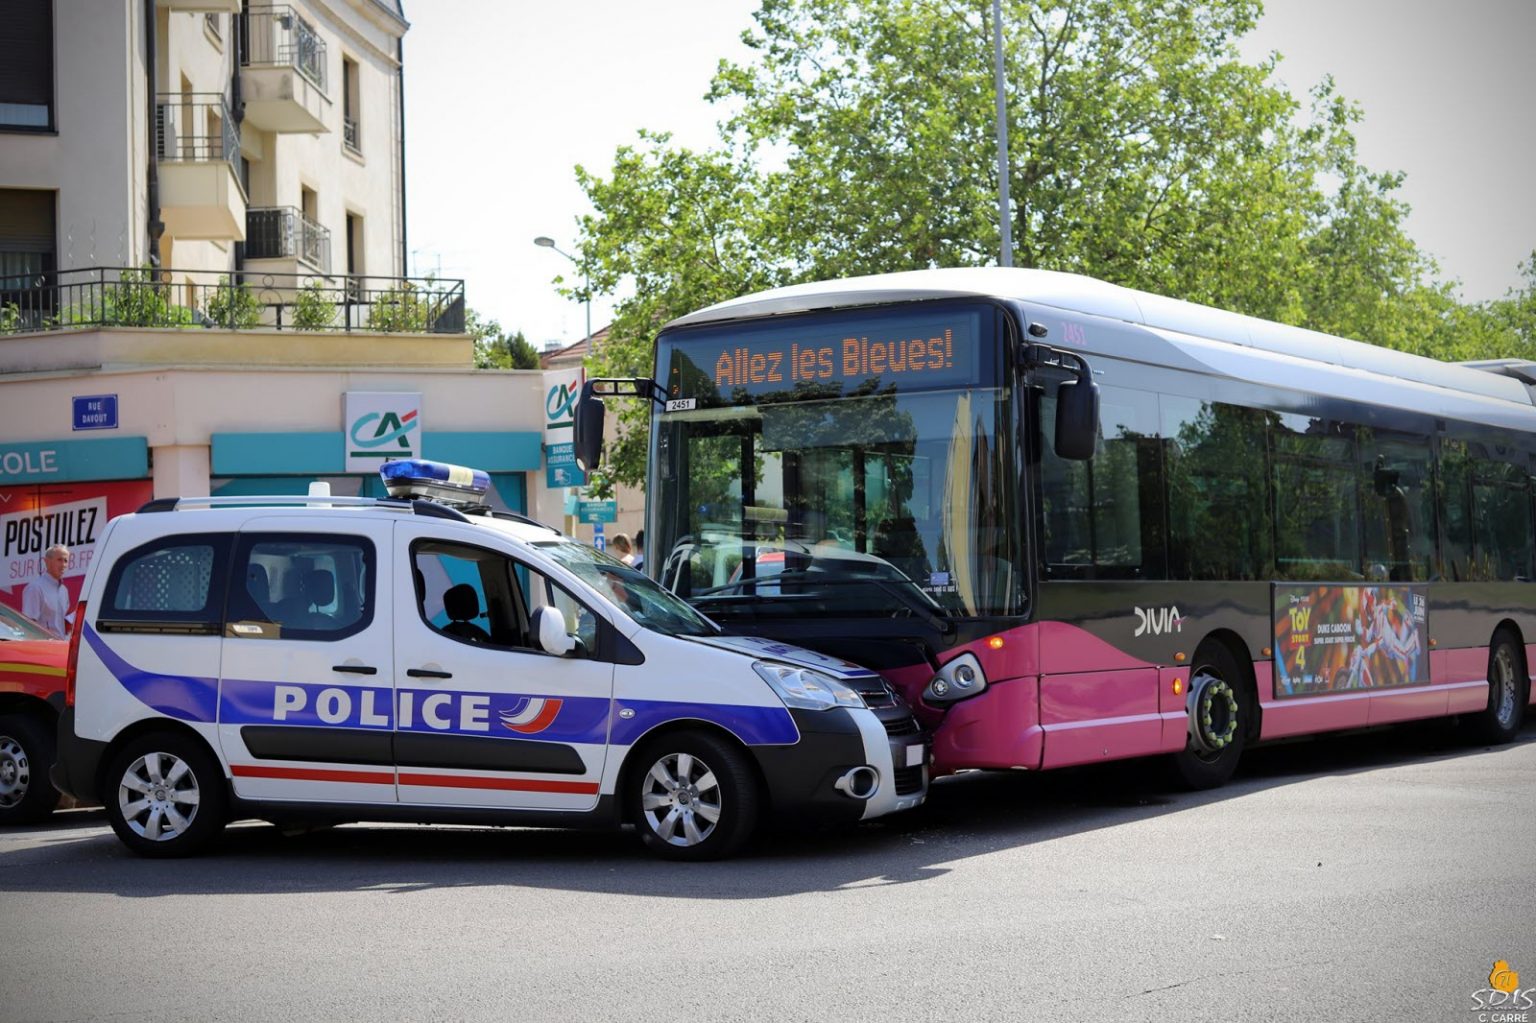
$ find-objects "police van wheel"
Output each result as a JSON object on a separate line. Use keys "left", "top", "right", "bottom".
{"left": 104, "top": 733, "right": 227, "bottom": 858}
{"left": 0, "top": 713, "right": 59, "bottom": 826}
{"left": 1468, "top": 632, "right": 1527, "bottom": 745}
{"left": 1170, "top": 644, "right": 1250, "bottom": 791}
{"left": 630, "top": 732, "right": 759, "bottom": 861}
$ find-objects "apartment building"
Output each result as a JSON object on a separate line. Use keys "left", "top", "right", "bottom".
{"left": 0, "top": 3, "right": 570, "bottom": 622}
{"left": 0, "top": 0, "right": 407, "bottom": 284}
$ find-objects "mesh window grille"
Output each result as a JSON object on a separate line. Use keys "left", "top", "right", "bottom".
{"left": 117, "top": 547, "right": 214, "bottom": 612}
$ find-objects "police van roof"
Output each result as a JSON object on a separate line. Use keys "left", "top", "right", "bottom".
{"left": 136, "top": 494, "right": 564, "bottom": 541}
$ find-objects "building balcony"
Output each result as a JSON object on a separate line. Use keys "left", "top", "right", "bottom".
{"left": 240, "top": 5, "right": 329, "bottom": 134}
{"left": 155, "top": 94, "right": 246, "bottom": 241}
{"left": 156, "top": 0, "right": 241, "bottom": 12}
{"left": 246, "top": 206, "right": 331, "bottom": 275}
{"left": 0, "top": 267, "right": 467, "bottom": 344}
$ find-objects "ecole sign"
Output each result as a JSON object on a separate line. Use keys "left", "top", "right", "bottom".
{"left": 0, "top": 438, "right": 149, "bottom": 486}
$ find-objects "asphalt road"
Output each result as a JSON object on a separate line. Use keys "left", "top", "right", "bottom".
{"left": 2, "top": 719, "right": 1534, "bottom": 1023}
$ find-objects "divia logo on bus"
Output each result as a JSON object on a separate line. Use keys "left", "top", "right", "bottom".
{"left": 344, "top": 392, "right": 421, "bottom": 472}
{"left": 1134, "top": 605, "right": 1187, "bottom": 637}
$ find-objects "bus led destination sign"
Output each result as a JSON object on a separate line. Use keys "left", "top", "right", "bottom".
{"left": 668, "top": 306, "right": 986, "bottom": 401}
{"left": 712, "top": 328, "right": 958, "bottom": 388}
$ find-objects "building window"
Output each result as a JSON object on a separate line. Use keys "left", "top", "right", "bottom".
{"left": 0, "top": 189, "right": 56, "bottom": 287}
{"left": 0, "top": 0, "right": 55, "bottom": 130}
{"left": 342, "top": 57, "right": 360, "bottom": 154}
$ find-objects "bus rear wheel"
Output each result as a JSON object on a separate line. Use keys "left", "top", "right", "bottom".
{"left": 1468, "top": 632, "right": 1528, "bottom": 745}
{"left": 1170, "top": 645, "right": 1250, "bottom": 790}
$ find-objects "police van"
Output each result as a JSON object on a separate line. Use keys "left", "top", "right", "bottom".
{"left": 52, "top": 461, "right": 927, "bottom": 860}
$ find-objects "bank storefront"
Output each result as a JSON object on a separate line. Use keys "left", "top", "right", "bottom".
{"left": 0, "top": 377, "right": 551, "bottom": 619}
{"left": 208, "top": 389, "right": 539, "bottom": 510}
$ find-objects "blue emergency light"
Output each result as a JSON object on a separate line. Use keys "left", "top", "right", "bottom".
{"left": 379, "top": 459, "right": 491, "bottom": 506}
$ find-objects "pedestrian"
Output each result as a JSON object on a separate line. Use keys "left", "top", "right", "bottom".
{"left": 610, "top": 532, "right": 635, "bottom": 565}
{"left": 632, "top": 529, "right": 645, "bottom": 571}
{"left": 22, "top": 544, "right": 73, "bottom": 639}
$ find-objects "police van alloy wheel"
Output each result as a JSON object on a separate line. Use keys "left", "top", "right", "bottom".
{"left": 104, "top": 733, "right": 227, "bottom": 858}
{"left": 0, "top": 713, "right": 59, "bottom": 826}
{"left": 631, "top": 731, "right": 759, "bottom": 861}
{"left": 1469, "top": 633, "right": 1527, "bottom": 745}
{"left": 1170, "top": 645, "right": 1250, "bottom": 791}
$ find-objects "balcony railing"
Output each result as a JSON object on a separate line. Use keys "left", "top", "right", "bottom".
{"left": 155, "top": 94, "right": 240, "bottom": 165}
{"left": 343, "top": 115, "right": 359, "bottom": 153}
{"left": 242, "top": 5, "right": 327, "bottom": 93}
{"left": 246, "top": 207, "right": 331, "bottom": 273}
{"left": 0, "top": 267, "right": 465, "bottom": 335}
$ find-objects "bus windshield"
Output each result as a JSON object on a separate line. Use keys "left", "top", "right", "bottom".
{"left": 532, "top": 538, "right": 719, "bottom": 638}
{"left": 648, "top": 301, "right": 1022, "bottom": 620}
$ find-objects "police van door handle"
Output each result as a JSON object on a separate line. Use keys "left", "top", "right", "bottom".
{"left": 333, "top": 664, "right": 378, "bottom": 675}
{"left": 407, "top": 668, "right": 453, "bottom": 679}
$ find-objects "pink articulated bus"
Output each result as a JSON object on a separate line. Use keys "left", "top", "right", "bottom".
{"left": 576, "top": 268, "right": 1535, "bottom": 789}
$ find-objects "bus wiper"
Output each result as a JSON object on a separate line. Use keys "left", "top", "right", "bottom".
{"left": 867, "top": 578, "right": 956, "bottom": 636}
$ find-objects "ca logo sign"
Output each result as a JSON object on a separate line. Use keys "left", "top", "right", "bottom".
{"left": 546, "top": 382, "right": 578, "bottom": 424}
{"left": 349, "top": 409, "right": 419, "bottom": 452}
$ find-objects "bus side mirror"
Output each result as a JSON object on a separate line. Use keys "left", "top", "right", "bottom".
{"left": 574, "top": 383, "right": 605, "bottom": 471}
{"left": 1053, "top": 378, "right": 1100, "bottom": 461}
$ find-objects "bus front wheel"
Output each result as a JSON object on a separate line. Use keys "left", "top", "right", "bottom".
{"left": 1170, "top": 644, "right": 1251, "bottom": 790}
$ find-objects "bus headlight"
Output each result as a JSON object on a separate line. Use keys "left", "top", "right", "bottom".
{"left": 754, "top": 662, "right": 866, "bottom": 712}
{"left": 923, "top": 653, "right": 988, "bottom": 705}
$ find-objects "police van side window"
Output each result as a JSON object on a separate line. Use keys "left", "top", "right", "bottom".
{"left": 411, "top": 540, "right": 599, "bottom": 655}
{"left": 100, "top": 533, "right": 232, "bottom": 634}
{"left": 227, "top": 533, "right": 374, "bottom": 641}
{"left": 411, "top": 541, "right": 523, "bottom": 647}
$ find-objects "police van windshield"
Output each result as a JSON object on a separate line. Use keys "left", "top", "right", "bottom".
{"left": 533, "top": 539, "right": 719, "bottom": 638}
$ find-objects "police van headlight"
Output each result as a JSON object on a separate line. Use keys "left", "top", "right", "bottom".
{"left": 753, "top": 662, "right": 866, "bottom": 712}
{"left": 923, "top": 652, "right": 987, "bottom": 705}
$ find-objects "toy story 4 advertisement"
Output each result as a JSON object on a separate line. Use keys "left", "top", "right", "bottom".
{"left": 1274, "top": 584, "right": 1428, "bottom": 696}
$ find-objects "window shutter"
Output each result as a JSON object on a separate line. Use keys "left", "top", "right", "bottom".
{"left": 0, "top": 189, "right": 56, "bottom": 252}
{"left": 0, "top": 0, "right": 54, "bottom": 121}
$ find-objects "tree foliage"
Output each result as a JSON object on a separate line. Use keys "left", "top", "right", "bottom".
{"left": 576, "top": 0, "right": 1530, "bottom": 486}
{"left": 469, "top": 309, "right": 541, "bottom": 369}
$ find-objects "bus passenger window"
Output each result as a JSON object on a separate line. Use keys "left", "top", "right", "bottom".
{"left": 1160, "top": 397, "right": 1271, "bottom": 581}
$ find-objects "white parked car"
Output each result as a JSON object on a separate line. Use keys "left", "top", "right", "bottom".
{"left": 53, "top": 461, "right": 927, "bottom": 860}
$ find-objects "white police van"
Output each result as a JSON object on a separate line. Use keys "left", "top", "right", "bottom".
{"left": 53, "top": 461, "right": 927, "bottom": 859}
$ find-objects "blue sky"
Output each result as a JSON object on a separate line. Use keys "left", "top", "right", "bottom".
{"left": 402, "top": 0, "right": 1535, "bottom": 348}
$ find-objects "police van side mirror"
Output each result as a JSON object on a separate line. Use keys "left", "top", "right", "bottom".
{"left": 1053, "top": 377, "right": 1100, "bottom": 461}
{"left": 533, "top": 606, "right": 577, "bottom": 656}
{"left": 574, "top": 383, "right": 605, "bottom": 472}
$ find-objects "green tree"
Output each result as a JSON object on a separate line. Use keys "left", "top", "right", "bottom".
{"left": 1483, "top": 252, "right": 1536, "bottom": 354}
{"left": 468, "top": 309, "right": 540, "bottom": 369}
{"left": 577, "top": 0, "right": 1521, "bottom": 486}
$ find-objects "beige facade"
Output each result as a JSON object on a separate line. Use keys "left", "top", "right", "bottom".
{"left": 0, "top": 0, "right": 408, "bottom": 282}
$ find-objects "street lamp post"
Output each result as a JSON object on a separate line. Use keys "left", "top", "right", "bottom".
{"left": 533, "top": 235, "right": 592, "bottom": 342}
{"left": 992, "top": 0, "right": 1013, "bottom": 268}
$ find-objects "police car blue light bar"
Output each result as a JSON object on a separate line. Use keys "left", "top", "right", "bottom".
{"left": 379, "top": 459, "right": 491, "bottom": 506}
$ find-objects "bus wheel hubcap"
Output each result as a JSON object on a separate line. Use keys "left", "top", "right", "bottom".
{"left": 1493, "top": 648, "right": 1517, "bottom": 726}
{"left": 1189, "top": 675, "right": 1239, "bottom": 754}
